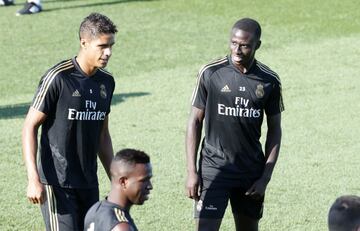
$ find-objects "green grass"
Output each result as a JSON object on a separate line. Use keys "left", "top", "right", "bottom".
{"left": 1, "top": 0, "right": 360, "bottom": 230}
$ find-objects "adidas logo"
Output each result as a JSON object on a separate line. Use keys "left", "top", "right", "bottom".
{"left": 72, "top": 90, "right": 81, "bottom": 97}
{"left": 221, "top": 85, "right": 231, "bottom": 92}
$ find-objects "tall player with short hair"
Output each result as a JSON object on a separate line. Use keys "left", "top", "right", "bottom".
{"left": 84, "top": 149, "right": 153, "bottom": 231}
{"left": 22, "top": 13, "right": 117, "bottom": 231}
{"left": 185, "top": 18, "right": 284, "bottom": 231}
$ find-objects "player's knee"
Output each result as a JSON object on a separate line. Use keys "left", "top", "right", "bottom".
{"left": 196, "top": 218, "right": 222, "bottom": 231}
{"left": 233, "top": 212, "right": 259, "bottom": 231}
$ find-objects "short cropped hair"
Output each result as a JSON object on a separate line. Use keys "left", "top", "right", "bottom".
{"left": 114, "top": 149, "right": 150, "bottom": 165}
{"left": 328, "top": 195, "right": 360, "bottom": 231}
{"left": 79, "top": 12, "right": 118, "bottom": 39}
{"left": 232, "top": 18, "right": 261, "bottom": 40}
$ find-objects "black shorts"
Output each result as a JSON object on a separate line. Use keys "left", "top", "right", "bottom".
{"left": 40, "top": 184, "right": 99, "bottom": 231}
{"left": 194, "top": 178, "right": 264, "bottom": 220}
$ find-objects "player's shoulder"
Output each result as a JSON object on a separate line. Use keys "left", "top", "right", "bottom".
{"left": 98, "top": 68, "right": 115, "bottom": 79}
{"left": 85, "top": 200, "right": 102, "bottom": 217}
{"left": 43, "top": 58, "right": 74, "bottom": 79}
{"left": 113, "top": 207, "right": 129, "bottom": 223}
{"left": 84, "top": 201, "right": 101, "bottom": 226}
{"left": 38, "top": 59, "right": 74, "bottom": 87}
{"left": 96, "top": 68, "right": 115, "bottom": 87}
{"left": 86, "top": 200, "right": 119, "bottom": 221}
{"left": 48, "top": 58, "right": 74, "bottom": 73}
{"left": 198, "top": 56, "right": 229, "bottom": 78}
{"left": 254, "top": 60, "right": 281, "bottom": 84}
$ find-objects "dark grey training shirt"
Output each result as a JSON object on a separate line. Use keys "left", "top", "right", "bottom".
{"left": 192, "top": 55, "right": 284, "bottom": 187}
{"left": 32, "top": 57, "right": 115, "bottom": 188}
{"left": 84, "top": 199, "right": 138, "bottom": 231}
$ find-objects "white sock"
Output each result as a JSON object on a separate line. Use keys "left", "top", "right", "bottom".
{"left": 28, "top": 0, "right": 41, "bottom": 6}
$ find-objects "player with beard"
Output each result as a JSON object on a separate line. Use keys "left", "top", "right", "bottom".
{"left": 186, "top": 18, "right": 284, "bottom": 231}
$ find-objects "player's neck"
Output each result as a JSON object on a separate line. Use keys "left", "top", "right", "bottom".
{"left": 108, "top": 191, "right": 132, "bottom": 211}
{"left": 76, "top": 55, "right": 97, "bottom": 76}
{"left": 232, "top": 58, "right": 254, "bottom": 73}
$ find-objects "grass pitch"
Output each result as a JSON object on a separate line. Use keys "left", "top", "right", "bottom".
{"left": 1, "top": 0, "right": 360, "bottom": 230}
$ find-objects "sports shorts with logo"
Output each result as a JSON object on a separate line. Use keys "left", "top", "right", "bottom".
{"left": 40, "top": 184, "right": 99, "bottom": 231}
{"left": 194, "top": 178, "right": 264, "bottom": 219}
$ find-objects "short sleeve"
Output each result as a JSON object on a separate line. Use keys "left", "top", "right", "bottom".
{"left": 191, "top": 72, "right": 207, "bottom": 109}
{"left": 265, "top": 81, "right": 284, "bottom": 116}
{"left": 31, "top": 72, "right": 60, "bottom": 115}
{"left": 106, "top": 78, "right": 115, "bottom": 115}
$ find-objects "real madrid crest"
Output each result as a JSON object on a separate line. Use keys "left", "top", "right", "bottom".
{"left": 100, "top": 84, "right": 107, "bottom": 99}
{"left": 255, "top": 84, "right": 264, "bottom": 98}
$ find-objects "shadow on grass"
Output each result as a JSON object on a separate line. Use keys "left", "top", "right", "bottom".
{"left": 0, "top": 103, "right": 29, "bottom": 119}
{"left": 0, "top": 92, "right": 149, "bottom": 119}
{"left": 111, "top": 92, "right": 149, "bottom": 105}
{"left": 42, "top": 0, "right": 156, "bottom": 13}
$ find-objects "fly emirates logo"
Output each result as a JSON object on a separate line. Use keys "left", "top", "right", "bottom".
{"left": 68, "top": 100, "right": 106, "bottom": 121}
{"left": 218, "top": 97, "right": 261, "bottom": 118}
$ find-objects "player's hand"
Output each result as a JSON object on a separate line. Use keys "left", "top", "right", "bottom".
{"left": 185, "top": 172, "right": 199, "bottom": 200}
{"left": 27, "top": 179, "right": 45, "bottom": 204}
{"left": 245, "top": 177, "right": 268, "bottom": 200}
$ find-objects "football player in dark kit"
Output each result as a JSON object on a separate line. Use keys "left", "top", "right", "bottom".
{"left": 84, "top": 149, "right": 153, "bottom": 231}
{"left": 185, "top": 18, "right": 284, "bottom": 231}
{"left": 22, "top": 13, "right": 117, "bottom": 231}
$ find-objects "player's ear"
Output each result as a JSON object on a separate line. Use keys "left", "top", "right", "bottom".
{"left": 80, "top": 38, "right": 87, "bottom": 49}
{"left": 119, "top": 176, "right": 128, "bottom": 189}
{"left": 255, "top": 40, "right": 261, "bottom": 50}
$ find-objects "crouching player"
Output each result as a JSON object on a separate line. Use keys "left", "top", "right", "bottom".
{"left": 84, "top": 149, "right": 153, "bottom": 231}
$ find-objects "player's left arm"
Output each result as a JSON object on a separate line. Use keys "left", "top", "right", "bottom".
{"left": 98, "top": 115, "right": 114, "bottom": 180}
{"left": 262, "top": 113, "right": 282, "bottom": 183}
{"left": 111, "top": 222, "right": 132, "bottom": 231}
{"left": 246, "top": 113, "right": 281, "bottom": 198}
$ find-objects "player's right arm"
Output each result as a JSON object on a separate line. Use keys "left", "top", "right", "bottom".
{"left": 22, "top": 107, "right": 47, "bottom": 204}
{"left": 186, "top": 64, "right": 208, "bottom": 200}
{"left": 185, "top": 106, "right": 204, "bottom": 200}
